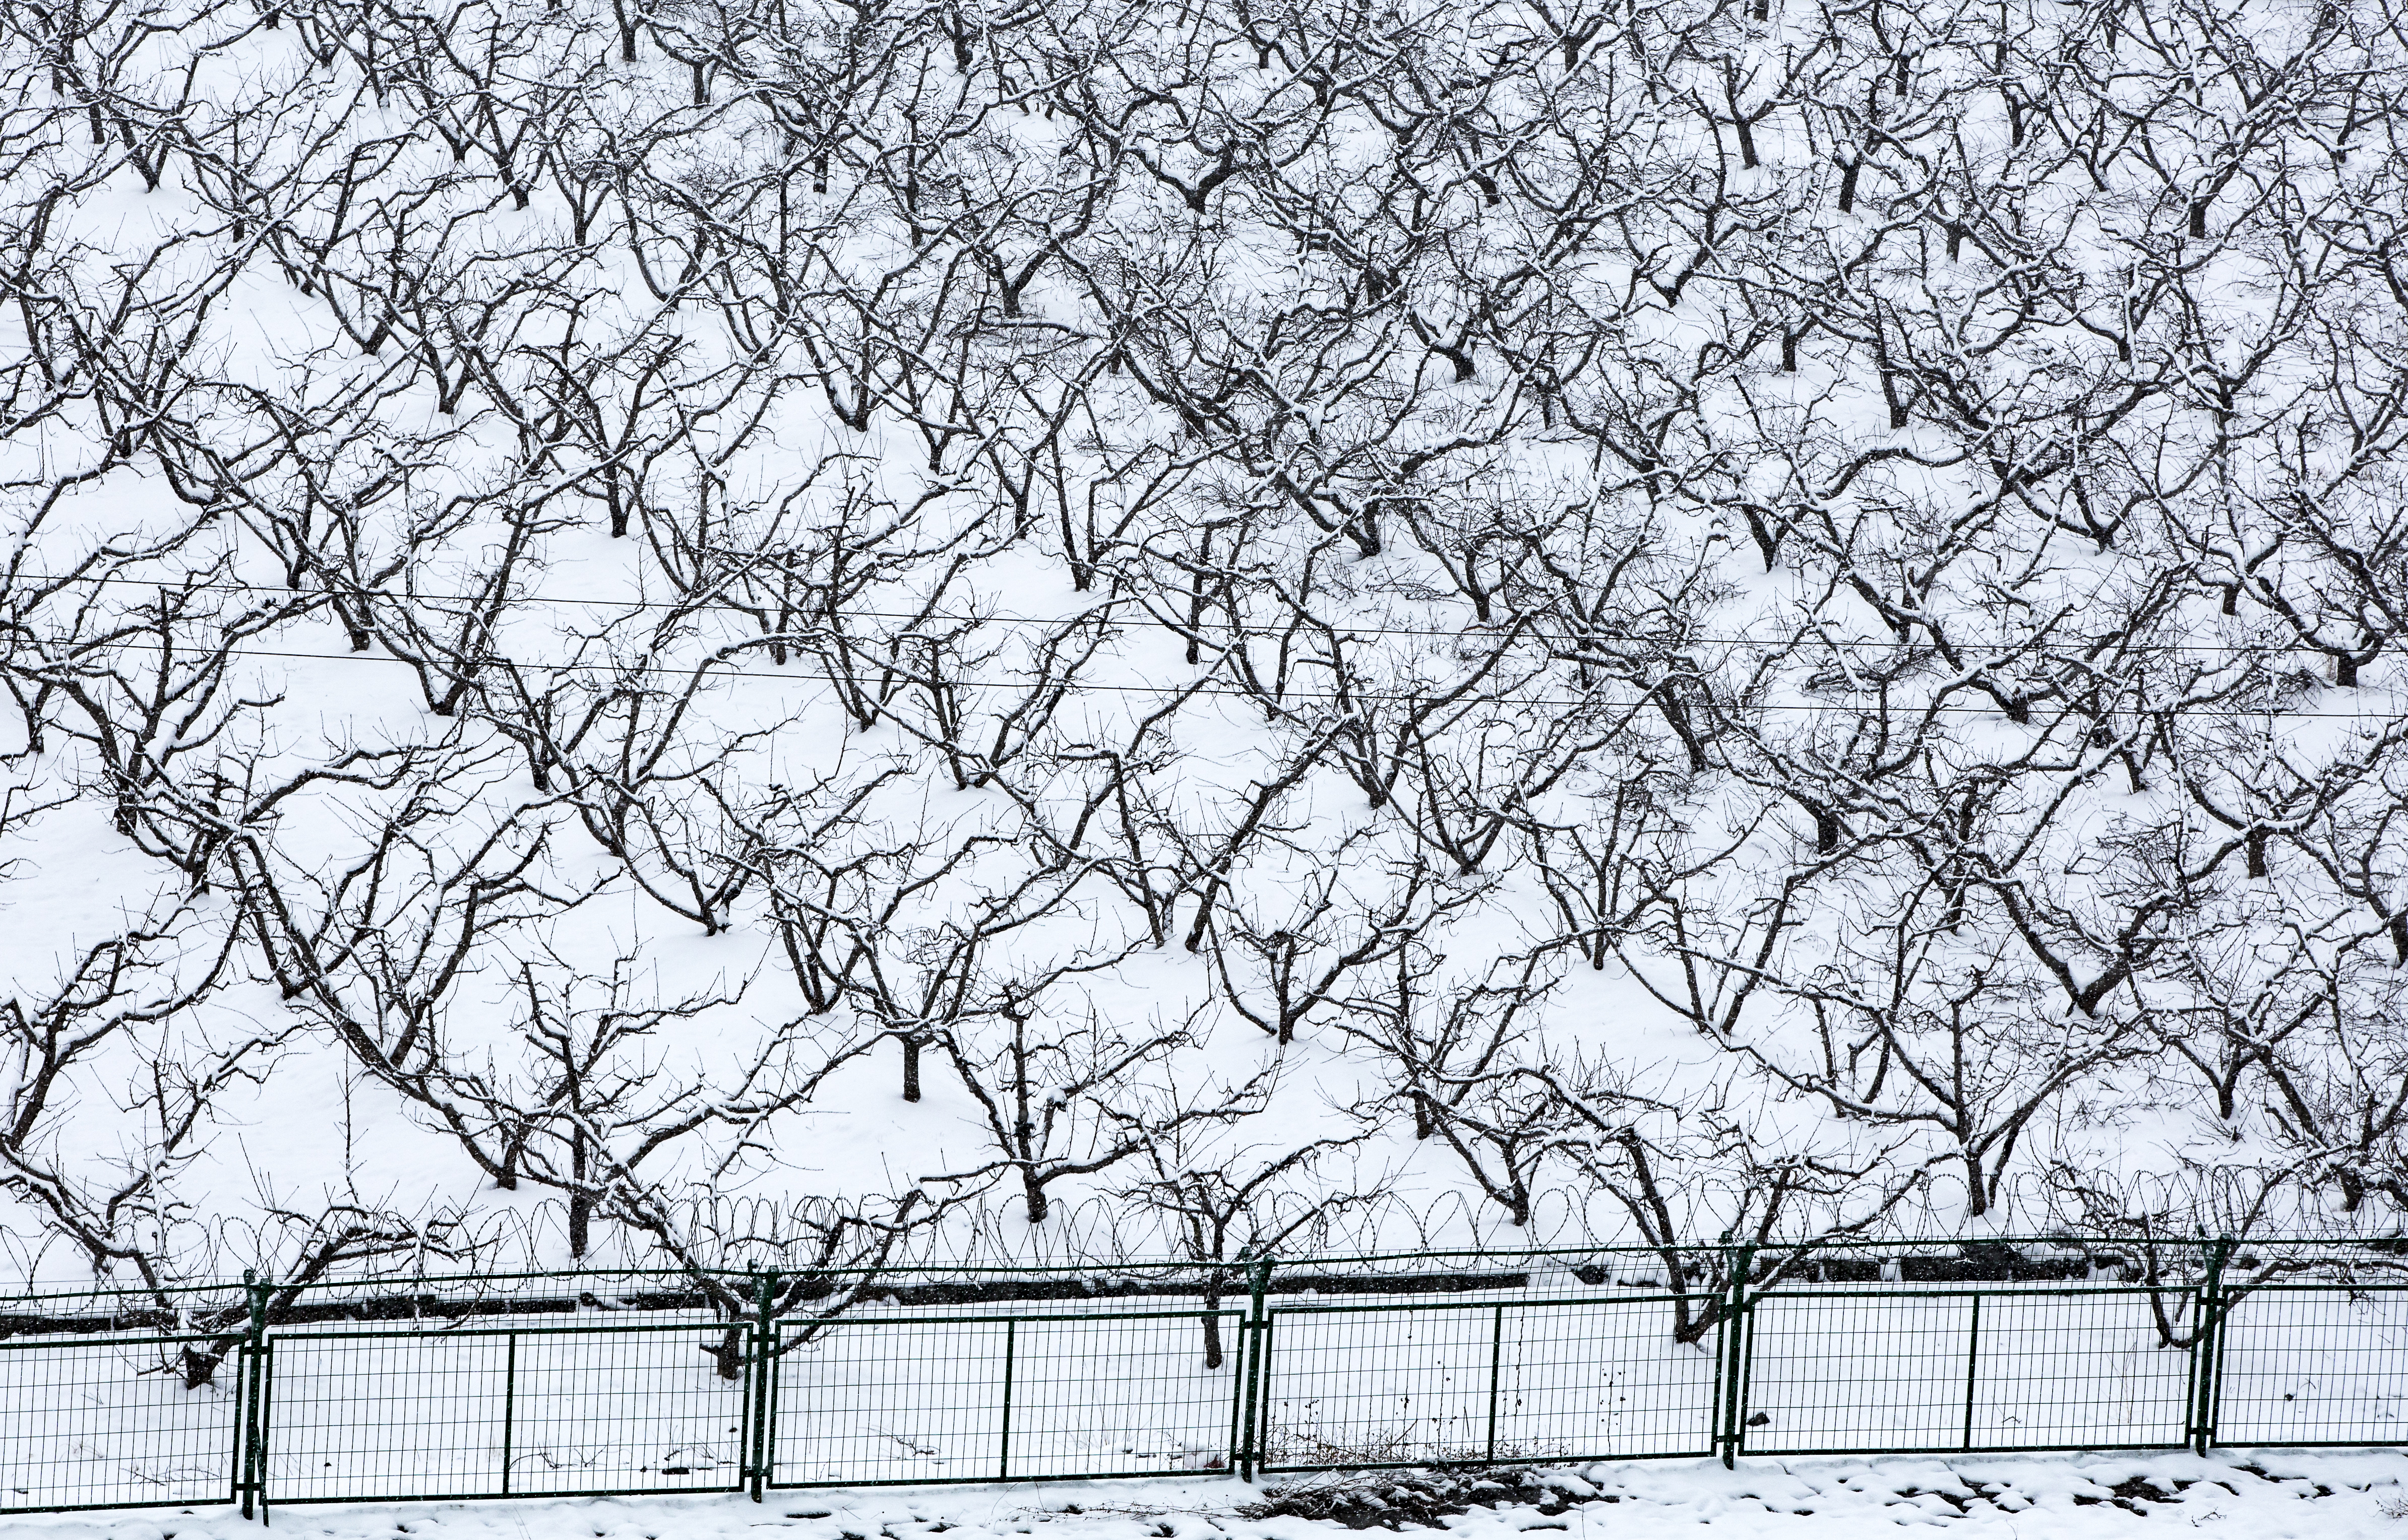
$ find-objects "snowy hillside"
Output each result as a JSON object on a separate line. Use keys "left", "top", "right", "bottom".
{"left": 4, "top": 0, "right": 2408, "bottom": 1290}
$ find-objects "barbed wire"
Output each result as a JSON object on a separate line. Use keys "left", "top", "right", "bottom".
{"left": 0, "top": 1165, "right": 2381, "bottom": 1298}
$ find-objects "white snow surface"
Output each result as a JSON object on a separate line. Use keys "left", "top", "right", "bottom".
{"left": 17, "top": 1456, "right": 2408, "bottom": 1540}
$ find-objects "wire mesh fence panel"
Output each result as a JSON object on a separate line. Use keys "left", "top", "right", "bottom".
{"left": 0, "top": 1333, "right": 239, "bottom": 1513}
{"left": 996, "top": 1311, "right": 1244, "bottom": 1479}
{"left": 1741, "top": 1293, "right": 1977, "bottom": 1453}
{"left": 2217, "top": 1286, "right": 2408, "bottom": 1446}
{"left": 1964, "top": 1291, "right": 2194, "bottom": 1450}
{"left": 262, "top": 1331, "right": 511, "bottom": 1501}
{"left": 1258, "top": 1303, "right": 1497, "bottom": 1469}
{"left": 498, "top": 1325, "right": 749, "bottom": 1496}
{"left": 769, "top": 1316, "right": 1012, "bottom": 1486}
{"left": 1493, "top": 1298, "right": 1717, "bottom": 1461}
{"left": 263, "top": 1324, "right": 751, "bottom": 1504}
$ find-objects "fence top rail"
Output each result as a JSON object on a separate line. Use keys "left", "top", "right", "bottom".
{"left": 0, "top": 1324, "right": 251, "bottom": 1350}
{"left": 262, "top": 1315, "right": 763, "bottom": 1341}
{"left": 1741, "top": 1281, "right": 2207, "bottom": 1300}
{"left": 0, "top": 1278, "right": 249, "bottom": 1311}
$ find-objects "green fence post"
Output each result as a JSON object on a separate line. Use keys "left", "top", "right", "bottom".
{"left": 999, "top": 1317, "right": 1018, "bottom": 1481}
{"left": 1707, "top": 1240, "right": 1727, "bottom": 1468}
{"left": 1238, "top": 1257, "right": 1272, "bottom": 1482}
{"left": 501, "top": 1331, "right": 518, "bottom": 1496}
{"left": 1716, "top": 1236, "right": 1749, "bottom": 1469}
{"left": 1962, "top": 1293, "right": 1981, "bottom": 1451}
{"left": 1485, "top": 1303, "right": 1505, "bottom": 1463}
{"left": 240, "top": 1270, "right": 268, "bottom": 1523}
{"left": 1728, "top": 1240, "right": 1758, "bottom": 1468}
{"left": 749, "top": 1272, "right": 778, "bottom": 1501}
{"left": 2193, "top": 1237, "right": 2230, "bottom": 1456}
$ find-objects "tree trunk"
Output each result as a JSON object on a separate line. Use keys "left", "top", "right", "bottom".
{"left": 570, "top": 1126, "right": 590, "bottom": 1259}
{"left": 703, "top": 1325, "right": 745, "bottom": 1381}
{"left": 1201, "top": 1279, "right": 1225, "bottom": 1370}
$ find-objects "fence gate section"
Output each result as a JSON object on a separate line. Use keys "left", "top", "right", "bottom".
{"left": 766, "top": 1306, "right": 1250, "bottom": 1487}
{"left": 2214, "top": 1284, "right": 2408, "bottom": 1446}
{"left": 1251, "top": 1293, "right": 1719, "bottom": 1472}
{"left": 1731, "top": 1287, "right": 2199, "bottom": 1457}
{"left": 0, "top": 1325, "right": 242, "bottom": 1514}
{"left": 254, "top": 1319, "right": 752, "bottom": 1507}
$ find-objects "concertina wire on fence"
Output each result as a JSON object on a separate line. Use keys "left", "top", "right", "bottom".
{"left": 0, "top": 1165, "right": 2330, "bottom": 1300}
{"left": 2, "top": 1236, "right": 2402, "bottom": 1518}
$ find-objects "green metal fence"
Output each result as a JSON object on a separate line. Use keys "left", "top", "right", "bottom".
{"left": 1251, "top": 1292, "right": 1719, "bottom": 1470}
{"left": 1726, "top": 1287, "right": 2199, "bottom": 1456}
{"left": 2, "top": 1239, "right": 2404, "bottom": 1518}
{"left": 260, "top": 1320, "right": 754, "bottom": 1503}
{"left": 0, "top": 1326, "right": 244, "bottom": 1513}
{"left": 766, "top": 1306, "right": 1250, "bottom": 1486}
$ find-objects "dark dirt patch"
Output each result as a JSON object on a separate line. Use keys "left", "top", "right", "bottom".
{"left": 2231, "top": 1465, "right": 2334, "bottom": 1498}
{"left": 1892, "top": 1486, "right": 1976, "bottom": 1513}
{"left": 2056, "top": 1475, "right": 2221, "bottom": 1514}
{"left": 1240, "top": 1469, "right": 1616, "bottom": 1531}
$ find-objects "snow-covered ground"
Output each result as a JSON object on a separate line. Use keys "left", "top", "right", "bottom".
{"left": 16, "top": 1454, "right": 2408, "bottom": 1540}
